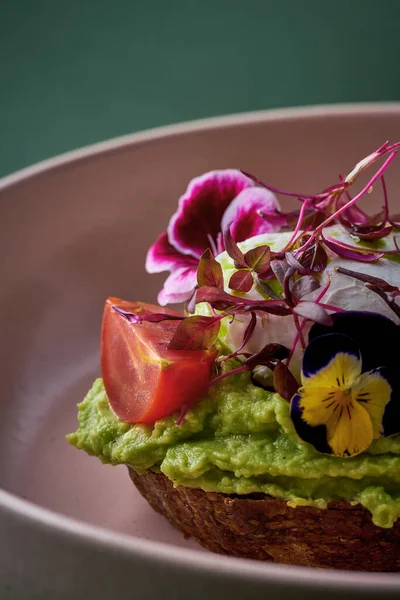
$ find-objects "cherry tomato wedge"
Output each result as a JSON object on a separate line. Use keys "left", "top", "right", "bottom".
{"left": 101, "top": 298, "right": 217, "bottom": 424}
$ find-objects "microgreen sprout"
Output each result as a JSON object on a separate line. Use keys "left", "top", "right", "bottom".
{"left": 145, "top": 142, "right": 400, "bottom": 411}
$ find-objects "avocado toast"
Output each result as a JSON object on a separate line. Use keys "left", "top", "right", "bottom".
{"left": 68, "top": 143, "right": 400, "bottom": 570}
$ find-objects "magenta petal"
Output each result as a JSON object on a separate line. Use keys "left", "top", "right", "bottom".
{"left": 220, "top": 187, "right": 281, "bottom": 243}
{"left": 157, "top": 267, "right": 197, "bottom": 306}
{"left": 146, "top": 232, "right": 198, "bottom": 274}
{"left": 158, "top": 288, "right": 193, "bottom": 306}
{"left": 168, "top": 170, "right": 254, "bottom": 259}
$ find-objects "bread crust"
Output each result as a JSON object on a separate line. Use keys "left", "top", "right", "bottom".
{"left": 129, "top": 468, "right": 400, "bottom": 571}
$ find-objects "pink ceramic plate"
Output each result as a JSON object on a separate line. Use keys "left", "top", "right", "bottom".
{"left": 1, "top": 104, "right": 400, "bottom": 599}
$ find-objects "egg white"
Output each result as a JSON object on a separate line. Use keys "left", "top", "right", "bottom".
{"left": 210, "top": 225, "right": 400, "bottom": 379}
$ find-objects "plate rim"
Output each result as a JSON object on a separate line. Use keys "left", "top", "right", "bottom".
{"left": 2, "top": 101, "right": 400, "bottom": 191}
{"left": 2, "top": 487, "right": 399, "bottom": 591}
{"left": 2, "top": 101, "right": 400, "bottom": 589}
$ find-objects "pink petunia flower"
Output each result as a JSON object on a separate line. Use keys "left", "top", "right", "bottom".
{"left": 146, "top": 169, "right": 281, "bottom": 305}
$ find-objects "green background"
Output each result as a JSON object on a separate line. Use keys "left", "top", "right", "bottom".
{"left": 1, "top": 0, "right": 399, "bottom": 177}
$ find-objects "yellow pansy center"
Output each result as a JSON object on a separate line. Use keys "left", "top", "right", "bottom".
{"left": 324, "top": 387, "right": 353, "bottom": 411}
{"left": 299, "top": 353, "right": 392, "bottom": 457}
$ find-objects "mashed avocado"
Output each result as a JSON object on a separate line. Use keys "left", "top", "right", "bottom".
{"left": 67, "top": 225, "right": 400, "bottom": 529}
{"left": 67, "top": 367, "right": 400, "bottom": 528}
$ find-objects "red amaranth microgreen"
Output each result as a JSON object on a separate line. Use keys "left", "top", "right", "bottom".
{"left": 315, "top": 271, "right": 332, "bottom": 303}
{"left": 338, "top": 174, "right": 370, "bottom": 224}
{"left": 285, "top": 251, "right": 308, "bottom": 274}
{"left": 243, "top": 343, "right": 290, "bottom": 369}
{"left": 390, "top": 217, "right": 400, "bottom": 229}
{"left": 286, "top": 272, "right": 332, "bottom": 368}
{"left": 291, "top": 275, "right": 320, "bottom": 301}
{"left": 241, "top": 171, "right": 326, "bottom": 202}
{"left": 339, "top": 218, "right": 393, "bottom": 240}
{"left": 195, "top": 286, "right": 239, "bottom": 311}
{"left": 335, "top": 266, "right": 400, "bottom": 320}
{"left": 144, "top": 141, "right": 400, "bottom": 411}
{"left": 207, "top": 363, "right": 250, "bottom": 387}
{"left": 245, "top": 141, "right": 400, "bottom": 234}
{"left": 209, "top": 343, "right": 291, "bottom": 388}
{"left": 363, "top": 284, "right": 400, "bottom": 320}
{"left": 297, "top": 150, "right": 397, "bottom": 256}
{"left": 334, "top": 266, "right": 399, "bottom": 294}
{"left": 273, "top": 360, "right": 299, "bottom": 402}
{"left": 336, "top": 174, "right": 393, "bottom": 240}
{"left": 286, "top": 321, "right": 305, "bottom": 367}
{"left": 168, "top": 315, "right": 222, "bottom": 351}
{"left": 228, "top": 269, "right": 253, "bottom": 292}
{"left": 255, "top": 276, "right": 282, "bottom": 300}
{"left": 270, "top": 259, "right": 291, "bottom": 286}
{"left": 282, "top": 266, "right": 296, "bottom": 308}
{"left": 322, "top": 235, "right": 385, "bottom": 262}
{"left": 197, "top": 248, "right": 224, "bottom": 289}
{"left": 292, "top": 312, "right": 306, "bottom": 349}
{"left": 224, "top": 239, "right": 273, "bottom": 294}
{"left": 185, "top": 289, "right": 198, "bottom": 315}
{"left": 218, "top": 311, "right": 257, "bottom": 364}
{"left": 223, "top": 225, "right": 247, "bottom": 267}
{"left": 283, "top": 198, "right": 310, "bottom": 251}
{"left": 257, "top": 209, "right": 289, "bottom": 227}
{"left": 245, "top": 343, "right": 289, "bottom": 371}
{"left": 298, "top": 240, "right": 328, "bottom": 273}
{"left": 381, "top": 174, "right": 390, "bottom": 223}
{"left": 112, "top": 306, "right": 184, "bottom": 323}
{"left": 244, "top": 244, "right": 271, "bottom": 273}
{"left": 195, "top": 286, "right": 292, "bottom": 316}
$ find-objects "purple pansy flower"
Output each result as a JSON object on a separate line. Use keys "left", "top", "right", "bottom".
{"left": 290, "top": 311, "right": 400, "bottom": 457}
{"left": 146, "top": 169, "right": 281, "bottom": 305}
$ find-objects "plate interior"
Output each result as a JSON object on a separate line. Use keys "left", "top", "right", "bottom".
{"left": 2, "top": 106, "right": 400, "bottom": 566}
